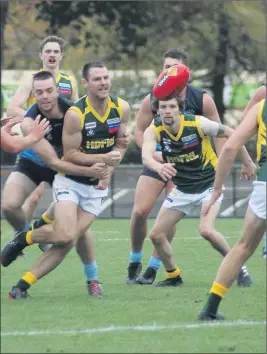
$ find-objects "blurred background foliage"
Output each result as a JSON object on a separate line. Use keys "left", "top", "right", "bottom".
{"left": 1, "top": 0, "right": 266, "bottom": 163}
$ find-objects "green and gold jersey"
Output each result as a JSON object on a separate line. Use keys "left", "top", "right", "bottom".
{"left": 256, "top": 99, "right": 266, "bottom": 182}
{"left": 26, "top": 71, "right": 75, "bottom": 108}
{"left": 65, "top": 94, "right": 123, "bottom": 185}
{"left": 153, "top": 114, "right": 218, "bottom": 193}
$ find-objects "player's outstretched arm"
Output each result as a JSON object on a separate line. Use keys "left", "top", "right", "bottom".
{"left": 201, "top": 104, "right": 259, "bottom": 216}
{"left": 21, "top": 117, "right": 107, "bottom": 179}
{"left": 135, "top": 94, "right": 155, "bottom": 148}
{"left": 142, "top": 126, "right": 176, "bottom": 181}
{"left": 7, "top": 75, "right": 33, "bottom": 117}
{"left": 1, "top": 116, "right": 50, "bottom": 153}
{"left": 198, "top": 116, "right": 256, "bottom": 178}
{"left": 242, "top": 85, "right": 266, "bottom": 117}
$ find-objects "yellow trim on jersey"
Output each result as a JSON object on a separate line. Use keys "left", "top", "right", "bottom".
{"left": 201, "top": 137, "right": 218, "bottom": 169}
{"left": 68, "top": 106, "right": 85, "bottom": 129}
{"left": 116, "top": 97, "right": 123, "bottom": 120}
{"left": 152, "top": 125, "right": 161, "bottom": 143}
{"left": 85, "top": 96, "right": 112, "bottom": 123}
{"left": 194, "top": 116, "right": 205, "bottom": 139}
{"left": 160, "top": 115, "right": 185, "bottom": 141}
{"left": 256, "top": 99, "right": 266, "bottom": 163}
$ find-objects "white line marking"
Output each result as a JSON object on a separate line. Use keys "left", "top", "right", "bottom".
{"left": 97, "top": 236, "right": 232, "bottom": 242}
{"left": 220, "top": 195, "right": 250, "bottom": 217}
{"left": 1, "top": 320, "right": 265, "bottom": 337}
{"left": 99, "top": 189, "right": 130, "bottom": 213}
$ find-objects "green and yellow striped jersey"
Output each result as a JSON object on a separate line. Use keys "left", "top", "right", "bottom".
{"left": 65, "top": 94, "right": 123, "bottom": 185}
{"left": 153, "top": 114, "right": 218, "bottom": 193}
{"left": 256, "top": 99, "right": 266, "bottom": 182}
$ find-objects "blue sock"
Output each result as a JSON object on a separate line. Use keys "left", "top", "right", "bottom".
{"left": 23, "top": 220, "right": 31, "bottom": 232}
{"left": 148, "top": 256, "right": 162, "bottom": 271}
{"left": 264, "top": 232, "right": 267, "bottom": 252}
{"left": 15, "top": 220, "right": 31, "bottom": 233}
{"left": 83, "top": 262, "right": 98, "bottom": 281}
{"left": 130, "top": 251, "right": 143, "bottom": 263}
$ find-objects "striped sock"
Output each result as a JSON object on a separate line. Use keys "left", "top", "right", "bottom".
{"left": 148, "top": 256, "right": 162, "bottom": 271}
{"left": 84, "top": 262, "right": 98, "bottom": 281}
{"left": 130, "top": 251, "right": 143, "bottom": 263}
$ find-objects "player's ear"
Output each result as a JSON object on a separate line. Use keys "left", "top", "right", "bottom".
{"left": 39, "top": 51, "right": 43, "bottom": 61}
{"left": 82, "top": 78, "right": 88, "bottom": 88}
{"left": 59, "top": 51, "right": 64, "bottom": 62}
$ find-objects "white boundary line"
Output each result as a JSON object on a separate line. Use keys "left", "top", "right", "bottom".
{"left": 220, "top": 195, "right": 250, "bottom": 217}
{"left": 1, "top": 320, "right": 265, "bottom": 337}
{"left": 99, "top": 189, "right": 130, "bottom": 213}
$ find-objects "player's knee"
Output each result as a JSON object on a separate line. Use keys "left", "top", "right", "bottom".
{"left": 54, "top": 228, "right": 76, "bottom": 245}
{"left": 1, "top": 199, "right": 20, "bottom": 218}
{"left": 132, "top": 208, "right": 150, "bottom": 222}
{"left": 199, "top": 224, "right": 214, "bottom": 241}
{"left": 149, "top": 229, "right": 165, "bottom": 244}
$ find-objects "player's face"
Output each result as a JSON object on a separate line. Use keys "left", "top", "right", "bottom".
{"left": 158, "top": 98, "right": 179, "bottom": 126}
{"left": 40, "top": 42, "right": 63, "bottom": 70}
{"left": 84, "top": 67, "right": 111, "bottom": 100}
{"left": 163, "top": 57, "right": 183, "bottom": 70}
{"left": 33, "top": 78, "right": 58, "bottom": 112}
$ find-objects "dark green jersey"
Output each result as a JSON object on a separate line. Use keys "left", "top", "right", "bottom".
{"left": 256, "top": 99, "right": 266, "bottom": 182}
{"left": 65, "top": 94, "right": 123, "bottom": 185}
{"left": 153, "top": 114, "right": 218, "bottom": 193}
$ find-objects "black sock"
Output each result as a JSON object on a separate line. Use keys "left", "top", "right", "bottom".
{"left": 16, "top": 279, "right": 31, "bottom": 291}
{"left": 203, "top": 293, "right": 222, "bottom": 315}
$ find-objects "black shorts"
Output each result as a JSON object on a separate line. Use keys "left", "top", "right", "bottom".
{"left": 141, "top": 165, "right": 167, "bottom": 184}
{"left": 15, "top": 157, "right": 57, "bottom": 187}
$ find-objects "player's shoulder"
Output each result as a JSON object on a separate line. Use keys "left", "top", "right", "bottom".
{"left": 58, "top": 96, "right": 74, "bottom": 112}
{"left": 186, "top": 83, "right": 206, "bottom": 95}
{"left": 59, "top": 72, "right": 74, "bottom": 81}
{"left": 24, "top": 102, "right": 40, "bottom": 118}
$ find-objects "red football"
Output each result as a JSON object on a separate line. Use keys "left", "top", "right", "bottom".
{"left": 153, "top": 64, "right": 190, "bottom": 100}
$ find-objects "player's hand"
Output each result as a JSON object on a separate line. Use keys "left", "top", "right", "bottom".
{"left": 157, "top": 163, "right": 176, "bottom": 181}
{"left": 201, "top": 187, "right": 223, "bottom": 216}
{"left": 1, "top": 116, "right": 23, "bottom": 133}
{"left": 240, "top": 162, "right": 257, "bottom": 180}
{"left": 104, "top": 151, "right": 121, "bottom": 166}
{"left": 27, "top": 115, "right": 51, "bottom": 143}
{"left": 153, "top": 151, "right": 164, "bottom": 163}
{"left": 95, "top": 174, "right": 111, "bottom": 190}
{"left": 89, "top": 163, "right": 109, "bottom": 180}
{"left": 116, "top": 132, "right": 131, "bottom": 149}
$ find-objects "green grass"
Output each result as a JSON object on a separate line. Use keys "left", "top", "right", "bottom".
{"left": 1, "top": 219, "right": 266, "bottom": 353}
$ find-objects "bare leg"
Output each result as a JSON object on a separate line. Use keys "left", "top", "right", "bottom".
{"left": 150, "top": 206, "right": 185, "bottom": 271}
{"left": 130, "top": 175, "right": 166, "bottom": 253}
{"left": 22, "top": 182, "right": 45, "bottom": 222}
{"left": 215, "top": 207, "right": 266, "bottom": 287}
{"left": 199, "top": 201, "right": 231, "bottom": 256}
{"left": 2, "top": 172, "right": 36, "bottom": 230}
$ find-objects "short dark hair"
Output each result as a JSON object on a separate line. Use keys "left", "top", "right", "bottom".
{"left": 82, "top": 61, "right": 106, "bottom": 80}
{"left": 39, "top": 35, "right": 65, "bottom": 53}
{"left": 32, "top": 70, "right": 56, "bottom": 85}
{"left": 163, "top": 48, "right": 188, "bottom": 66}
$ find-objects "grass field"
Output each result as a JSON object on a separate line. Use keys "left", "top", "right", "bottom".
{"left": 1, "top": 219, "right": 266, "bottom": 353}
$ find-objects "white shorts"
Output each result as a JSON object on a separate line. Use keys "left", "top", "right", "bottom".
{"left": 163, "top": 186, "right": 224, "bottom": 215}
{"left": 248, "top": 181, "right": 266, "bottom": 220}
{"left": 53, "top": 174, "right": 108, "bottom": 216}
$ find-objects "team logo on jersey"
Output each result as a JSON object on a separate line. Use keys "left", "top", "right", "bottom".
{"left": 58, "top": 83, "right": 71, "bottom": 88}
{"left": 85, "top": 122, "right": 97, "bottom": 130}
{"left": 107, "top": 117, "right": 120, "bottom": 133}
{"left": 163, "top": 137, "right": 172, "bottom": 152}
{"left": 182, "top": 134, "right": 198, "bottom": 149}
{"left": 87, "top": 129, "right": 95, "bottom": 136}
